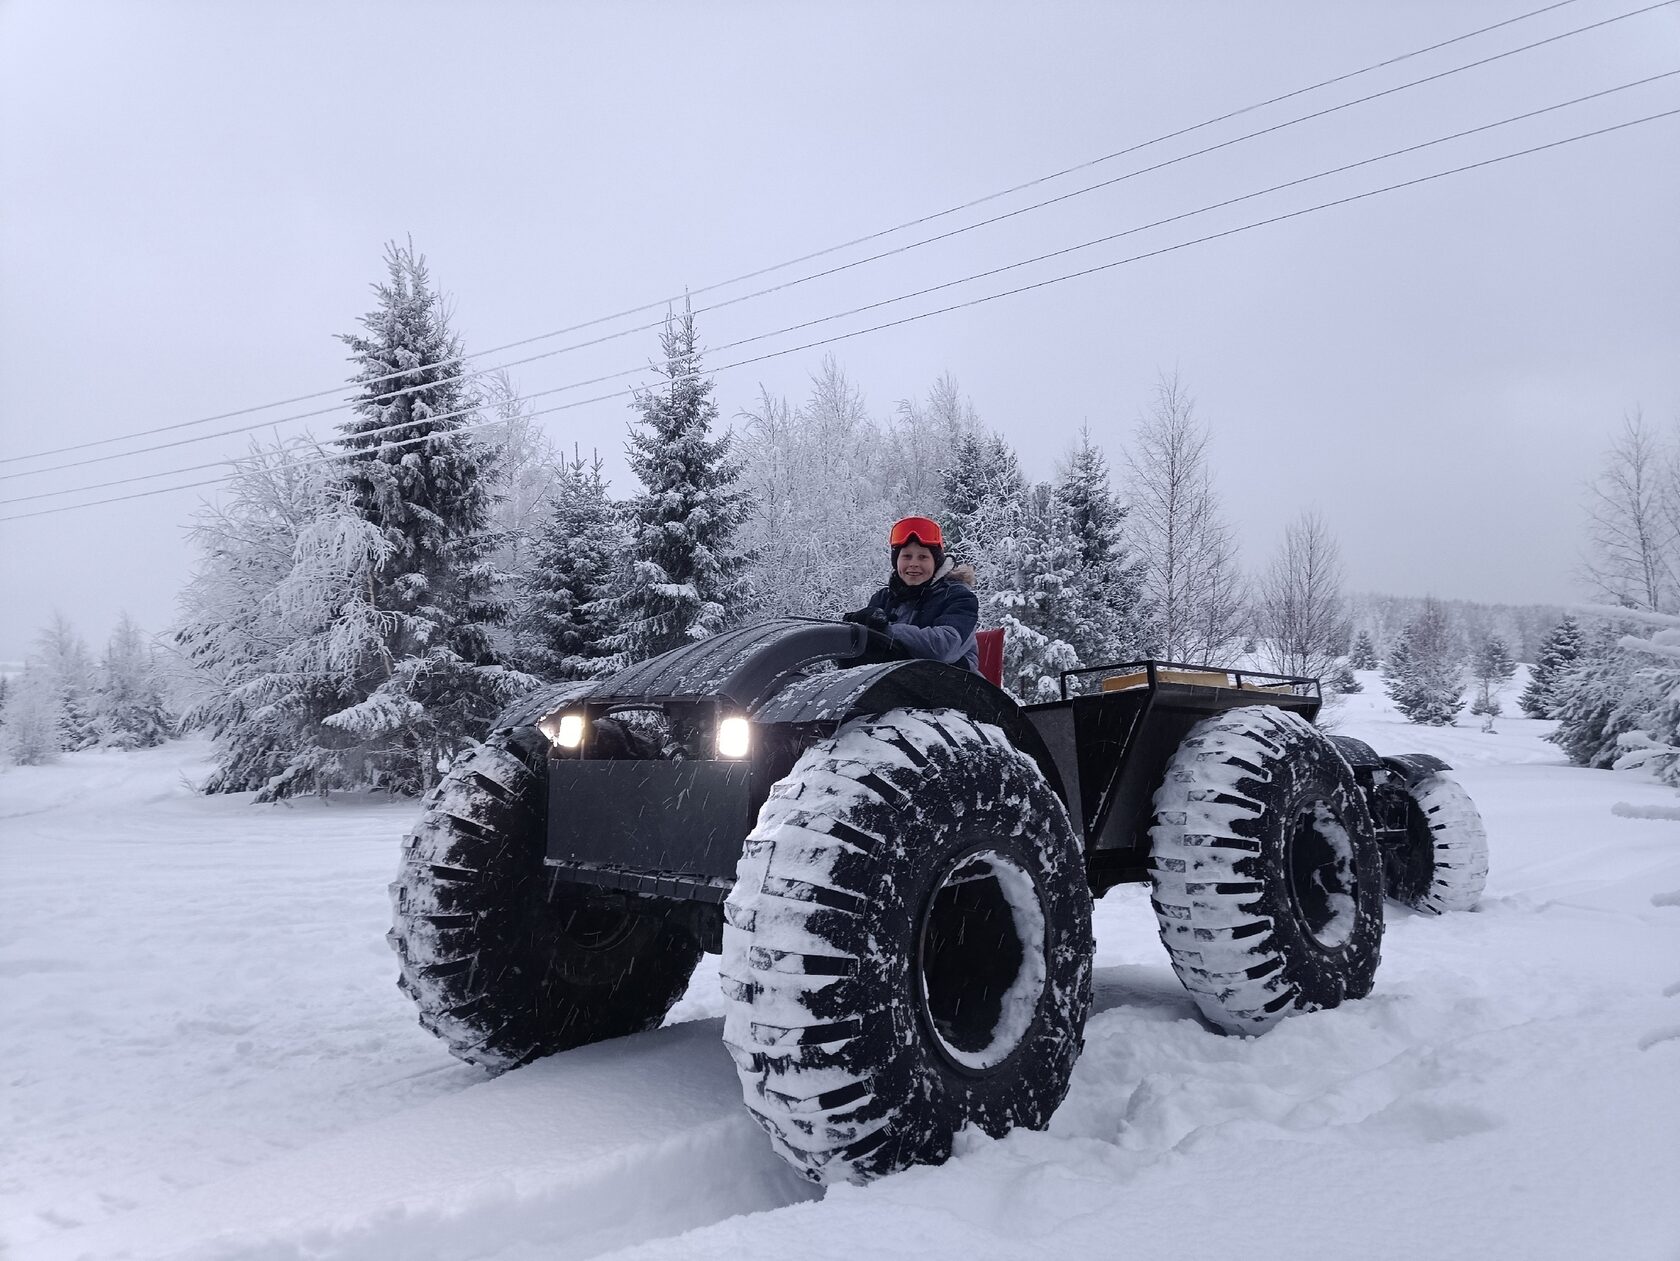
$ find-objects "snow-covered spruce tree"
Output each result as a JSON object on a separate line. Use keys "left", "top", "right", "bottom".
{"left": 600, "top": 305, "right": 750, "bottom": 664}
{"left": 1383, "top": 599, "right": 1465, "bottom": 725}
{"left": 985, "top": 484, "right": 1083, "bottom": 701}
{"left": 1330, "top": 661, "right": 1362, "bottom": 693}
{"left": 325, "top": 240, "right": 528, "bottom": 795}
{"left": 1124, "top": 373, "right": 1246, "bottom": 663}
{"left": 1590, "top": 606, "right": 1680, "bottom": 790}
{"left": 517, "top": 449, "right": 622, "bottom": 680}
{"left": 1054, "top": 426, "right": 1150, "bottom": 666}
{"left": 940, "top": 429, "right": 1025, "bottom": 566}
{"left": 1469, "top": 633, "right": 1516, "bottom": 720}
{"left": 33, "top": 613, "right": 99, "bottom": 752}
{"left": 1548, "top": 624, "right": 1638, "bottom": 766}
{"left": 1348, "top": 629, "right": 1380, "bottom": 670}
{"left": 2, "top": 662, "right": 64, "bottom": 765}
{"left": 95, "top": 613, "right": 173, "bottom": 749}
{"left": 1519, "top": 614, "right": 1584, "bottom": 718}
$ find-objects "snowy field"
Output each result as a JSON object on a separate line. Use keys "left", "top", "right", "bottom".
{"left": 3, "top": 675, "right": 1678, "bottom": 1261}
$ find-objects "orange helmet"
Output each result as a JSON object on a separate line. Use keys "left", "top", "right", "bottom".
{"left": 889, "top": 516, "right": 944, "bottom": 549}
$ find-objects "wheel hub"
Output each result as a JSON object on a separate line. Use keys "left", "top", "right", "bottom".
{"left": 916, "top": 849, "right": 1047, "bottom": 1072}
{"left": 1285, "top": 802, "right": 1359, "bottom": 949}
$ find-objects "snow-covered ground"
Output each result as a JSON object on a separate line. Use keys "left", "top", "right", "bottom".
{"left": 3, "top": 675, "right": 1678, "bottom": 1260}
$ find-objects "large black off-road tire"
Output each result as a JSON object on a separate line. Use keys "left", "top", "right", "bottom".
{"left": 1383, "top": 771, "right": 1489, "bottom": 914}
{"left": 1149, "top": 705, "right": 1384, "bottom": 1035}
{"left": 721, "top": 708, "right": 1093, "bottom": 1185}
{"left": 388, "top": 727, "right": 702, "bottom": 1072}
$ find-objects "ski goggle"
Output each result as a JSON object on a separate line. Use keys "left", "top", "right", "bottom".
{"left": 889, "top": 516, "right": 944, "bottom": 548}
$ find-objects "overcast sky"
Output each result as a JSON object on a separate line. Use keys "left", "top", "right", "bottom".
{"left": 2, "top": 0, "right": 1677, "bottom": 662}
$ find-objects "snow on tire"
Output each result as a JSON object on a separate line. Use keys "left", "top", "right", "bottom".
{"left": 1149, "top": 705, "right": 1384, "bottom": 1035}
{"left": 1384, "top": 771, "right": 1489, "bottom": 914}
{"left": 721, "top": 708, "right": 1093, "bottom": 1185}
{"left": 388, "top": 727, "right": 701, "bottom": 1073}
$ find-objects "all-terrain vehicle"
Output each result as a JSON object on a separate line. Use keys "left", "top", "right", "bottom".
{"left": 389, "top": 618, "right": 1488, "bottom": 1184}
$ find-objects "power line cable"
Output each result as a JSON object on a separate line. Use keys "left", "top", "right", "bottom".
{"left": 0, "top": 0, "right": 1626, "bottom": 467}
{"left": 4, "top": 103, "right": 1673, "bottom": 525}
{"left": 6, "top": 70, "right": 1673, "bottom": 501}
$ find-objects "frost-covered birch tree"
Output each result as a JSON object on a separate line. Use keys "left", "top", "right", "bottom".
{"left": 885, "top": 373, "right": 979, "bottom": 519}
{"left": 177, "top": 437, "right": 336, "bottom": 794}
{"left": 737, "top": 359, "right": 893, "bottom": 617}
{"left": 1254, "top": 511, "right": 1349, "bottom": 680}
{"left": 1582, "top": 412, "right": 1679, "bottom": 614}
{"left": 1, "top": 662, "right": 63, "bottom": 765}
{"left": 481, "top": 370, "right": 560, "bottom": 606}
{"left": 601, "top": 304, "right": 750, "bottom": 663}
{"left": 1125, "top": 374, "right": 1245, "bottom": 663}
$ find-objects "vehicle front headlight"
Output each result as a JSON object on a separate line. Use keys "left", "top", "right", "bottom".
{"left": 539, "top": 712, "right": 586, "bottom": 750}
{"left": 716, "top": 715, "right": 751, "bottom": 759}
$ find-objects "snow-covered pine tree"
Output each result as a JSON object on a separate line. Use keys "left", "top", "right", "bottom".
{"left": 1469, "top": 632, "right": 1517, "bottom": 719}
{"left": 518, "top": 449, "right": 622, "bottom": 680}
{"left": 1330, "top": 661, "right": 1362, "bottom": 693}
{"left": 1519, "top": 614, "right": 1584, "bottom": 718}
{"left": 1054, "top": 426, "right": 1149, "bottom": 666}
{"left": 325, "top": 240, "right": 527, "bottom": 795}
{"left": 601, "top": 304, "right": 749, "bottom": 664}
{"left": 1348, "top": 629, "right": 1379, "bottom": 670}
{"left": 96, "top": 614, "right": 174, "bottom": 749}
{"left": 1382, "top": 599, "right": 1465, "bottom": 725}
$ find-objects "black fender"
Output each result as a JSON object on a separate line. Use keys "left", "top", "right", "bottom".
{"left": 1381, "top": 752, "right": 1454, "bottom": 786}
{"left": 489, "top": 680, "right": 596, "bottom": 736}
{"left": 752, "top": 660, "right": 1068, "bottom": 805}
{"left": 1327, "top": 734, "right": 1383, "bottom": 772}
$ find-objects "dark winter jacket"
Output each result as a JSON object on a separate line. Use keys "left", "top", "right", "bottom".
{"left": 865, "top": 561, "right": 979, "bottom": 672}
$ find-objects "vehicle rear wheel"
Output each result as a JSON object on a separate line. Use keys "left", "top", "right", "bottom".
{"left": 1383, "top": 771, "right": 1489, "bottom": 914}
{"left": 1149, "top": 705, "right": 1384, "bottom": 1035}
{"left": 388, "top": 727, "right": 702, "bottom": 1072}
{"left": 721, "top": 708, "right": 1092, "bottom": 1184}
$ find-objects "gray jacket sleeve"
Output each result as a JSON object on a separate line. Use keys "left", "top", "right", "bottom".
{"left": 886, "top": 584, "right": 978, "bottom": 665}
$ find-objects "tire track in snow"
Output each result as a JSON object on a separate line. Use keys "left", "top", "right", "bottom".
{"left": 1645, "top": 885, "right": 1680, "bottom": 1053}
{"left": 27, "top": 1020, "right": 817, "bottom": 1261}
